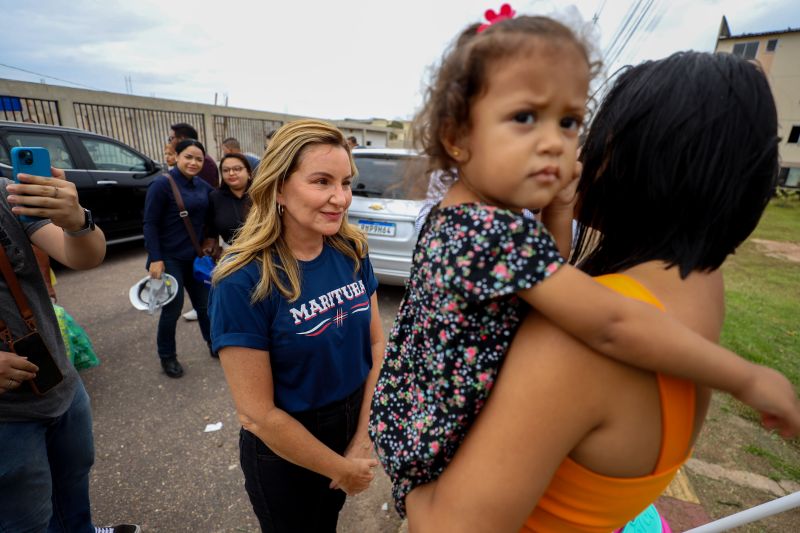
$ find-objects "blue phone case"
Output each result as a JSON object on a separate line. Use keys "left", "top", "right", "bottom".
{"left": 10, "top": 147, "right": 51, "bottom": 222}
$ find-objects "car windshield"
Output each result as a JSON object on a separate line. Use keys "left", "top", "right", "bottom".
{"left": 352, "top": 155, "right": 426, "bottom": 200}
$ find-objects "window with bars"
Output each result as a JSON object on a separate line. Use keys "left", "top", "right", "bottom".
{"left": 213, "top": 115, "right": 283, "bottom": 159}
{"left": 73, "top": 103, "right": 205, "bottom": 162}
{"left": 0, "top": 96, "right": 61, "bottom": 125}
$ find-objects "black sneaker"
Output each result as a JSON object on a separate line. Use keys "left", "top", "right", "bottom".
{"left": 95, "top": 525, "right": 142, "bottom": 533}
{"left": 161, "top": 357, "right": 184, "bottom": 378}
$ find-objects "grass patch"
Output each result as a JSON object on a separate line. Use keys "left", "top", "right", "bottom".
{"left": 721, "top": 201, "right": 800, "bottom": 451}
{"left": 743, "top": 444, "right": 800, "bottom": 482}
{"left": 720, "top": 201, "right": 800, "bottom": 387}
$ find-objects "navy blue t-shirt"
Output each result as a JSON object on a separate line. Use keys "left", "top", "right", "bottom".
{"left": 143, "top": 167, "right": 212, "bottom": 263}
{"left": 209, "top": 244, "right": 378, "bottom": 412}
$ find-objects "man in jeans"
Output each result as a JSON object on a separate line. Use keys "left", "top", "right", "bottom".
{"left": 0, "top": 168, "right": 139, "bottom": 532}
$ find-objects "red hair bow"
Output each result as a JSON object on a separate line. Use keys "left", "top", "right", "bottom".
{"left": 477, "top": 3, "right": 516, "bottom": 33}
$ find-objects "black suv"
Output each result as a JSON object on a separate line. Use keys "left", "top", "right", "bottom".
{"left": 0, "top": 121, "right": 161, "bottom": 244}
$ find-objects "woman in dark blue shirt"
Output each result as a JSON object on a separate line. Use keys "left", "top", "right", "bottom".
{"left": 204, "top": 153, "right": 252, "bottom": 251}
{"left": 143, "top": 139, "right": 213, "bottom": 378}
{"left": 209, "top": 120, "right": 385, "bottom": 532}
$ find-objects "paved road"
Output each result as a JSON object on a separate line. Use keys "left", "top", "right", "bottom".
{"left": 55, "top": 242, "right": 405, "bottom": 533}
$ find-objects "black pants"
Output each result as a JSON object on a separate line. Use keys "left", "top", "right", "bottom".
{"left": 239, "top": 386, "right": 364, "bottom": 533}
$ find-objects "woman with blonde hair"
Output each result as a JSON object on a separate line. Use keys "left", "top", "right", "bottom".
{"left": 209, "top": 119, "right": 384, "bottom": 532}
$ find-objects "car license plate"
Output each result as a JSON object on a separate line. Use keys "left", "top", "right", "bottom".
{"left": 358, "top": 219, "right": 396, "bottom": 237}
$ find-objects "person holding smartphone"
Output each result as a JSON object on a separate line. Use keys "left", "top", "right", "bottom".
{"left": 0, "top": 167, "right": 139, "bottom": 532}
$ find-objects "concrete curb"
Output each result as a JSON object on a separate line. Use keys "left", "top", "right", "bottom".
{"left": 684, "top": 458, "right": 798, "bottom": 498}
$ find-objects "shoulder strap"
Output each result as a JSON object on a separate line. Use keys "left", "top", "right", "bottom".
{"left": 0, "top": 242, "right": 37, "bottom": 342}
{"left": 165, "top": 174, "right": 203, "bottom": 257}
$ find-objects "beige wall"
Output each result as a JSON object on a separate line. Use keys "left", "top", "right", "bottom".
{"left": 715, "top": 32, "right": 800, "bottom": 169}
{"left": 0, "top": 78, "right": 394, "bottom": 160}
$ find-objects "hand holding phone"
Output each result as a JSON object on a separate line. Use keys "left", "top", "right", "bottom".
{"left": 8, "top": 150, "right": 85, "bottom": 232}
{"left": 0, "top": 351, "right": 39, "bottom": 394}
{"left": 10, "top": 331, "right": 63, "bottom": 395}
{"left": 10, "top": 147, "right": 51, "bottom": 223}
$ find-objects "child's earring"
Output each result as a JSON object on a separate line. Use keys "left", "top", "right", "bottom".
{"left": 452, "top": 149, "right": 460, "bottom": 157}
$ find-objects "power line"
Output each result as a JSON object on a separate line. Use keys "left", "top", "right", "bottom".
{"left": 592, "top": 0, "right": 609, "bottom": 24}
{"left": 613, "top": 0, "right": 668, "bottom": 67}
{"left": 0, "top": 62, "right": 100, "bottom": 91}
{"left": 592, "top": 0, "right": 664, "bottom": 106}
{"left": 603, "top": 0, "right": 646, "bottom": 61}
{"left": 606, "top": 0, "right": 658, "bottom": 68}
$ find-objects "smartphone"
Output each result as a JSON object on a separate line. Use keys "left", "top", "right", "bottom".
{"left": 10, "top": 147, "right": 51, "bottom": 222}
{"left": 11, "top": 330, "right": 63, "bottom": 395}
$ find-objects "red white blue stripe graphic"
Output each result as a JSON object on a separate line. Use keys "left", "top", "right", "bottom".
{"left": 296, "top": 300, "right": 370, "bottom": 336}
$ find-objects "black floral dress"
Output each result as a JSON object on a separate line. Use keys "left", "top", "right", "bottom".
{"left": 369, "top": 203, "right": 564, "bottom": 515}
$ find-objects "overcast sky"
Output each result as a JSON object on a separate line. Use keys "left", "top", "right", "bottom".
{"left": 1, "top": 0, "right": 797, "bottom": 121}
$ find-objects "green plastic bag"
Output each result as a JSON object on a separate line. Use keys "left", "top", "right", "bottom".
{"left": 54, "top": 304, "right": 100, "bottom": 371}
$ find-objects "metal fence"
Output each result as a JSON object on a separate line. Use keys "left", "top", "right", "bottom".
{"left": 73, "top": 103, "right": 206, "bottom": 162}
{"left": 213, "top": 115, "right": 283, "bottom": 159}
{"left": 0, "top": 95, "right": 61, "bottom": 125}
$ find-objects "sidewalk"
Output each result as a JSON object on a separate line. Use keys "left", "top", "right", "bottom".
{"left": 659, "top": 458, "right": 800, "bottom": 531}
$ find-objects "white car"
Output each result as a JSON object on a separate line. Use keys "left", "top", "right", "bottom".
{"left": 349, "top": 149, "right": 427, "bottom": 286}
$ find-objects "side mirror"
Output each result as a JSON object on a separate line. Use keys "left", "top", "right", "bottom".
{"left": 133, "top": 159, "right": 160, "bottom": 179}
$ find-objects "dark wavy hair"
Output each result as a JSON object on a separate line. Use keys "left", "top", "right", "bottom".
{"left": 218, "top": 153, "right": 253, "bottom": 193}
{"left": 573, "top": 51, "right": 780, "bottom": 278}
{"left": 413, "top": 15, "right": 596, "bottom": 181}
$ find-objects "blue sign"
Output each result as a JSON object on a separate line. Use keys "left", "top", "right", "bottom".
{"left": 0, "top": 96, "right": 23, "bottom": 112}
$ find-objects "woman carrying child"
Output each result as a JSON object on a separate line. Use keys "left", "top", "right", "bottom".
{"left": 369, "top": 6, "right": 800, "bottom": 530}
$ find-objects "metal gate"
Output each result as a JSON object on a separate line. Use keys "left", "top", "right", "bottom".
{"left": 213, "top": 115, "right": 283, "bottom": 159}
{"left": 0, "top": 95, "right": 61, "bottom": 125}
{"left": 73, "top": 103, "right": 206, "bottom": 162}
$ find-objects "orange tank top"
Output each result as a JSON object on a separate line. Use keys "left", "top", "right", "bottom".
{"left": 521, "top": 274, "right": 696, "bottom": 533}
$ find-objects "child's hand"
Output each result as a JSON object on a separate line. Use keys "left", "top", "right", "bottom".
{"left": 545, "top": 160, "right": 582, "bottom": 214}
{"left": 733, "top": 364, "right": 800, "bottom": 438}
{"left": 342, "top": 433, "right": 374, "bottom": 462}
{"left": 329, "top": 457, "right": 377, "bottom": 494}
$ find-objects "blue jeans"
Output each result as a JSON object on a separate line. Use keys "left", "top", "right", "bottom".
{"left": 0, "top": 381, "right": 95, "bottom": 533}
{"left": 157, "top": 257, "right": 211, "bottom": 359}
{"left": 239, "top": 385, "right": 363, "bottom": 533}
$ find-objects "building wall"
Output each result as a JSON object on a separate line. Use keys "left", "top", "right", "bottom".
{"left": 716, "top": 31, "right": 800, "bottom": 179}
{"left": 0, "top": 78, "right": 392, "bottom": 163}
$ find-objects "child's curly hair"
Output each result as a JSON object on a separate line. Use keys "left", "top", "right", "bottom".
{"left": 413, "top": 15, "right": 599, "bottom": 180}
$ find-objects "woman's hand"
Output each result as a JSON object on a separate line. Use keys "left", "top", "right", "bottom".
{"left": 330, "top": 456, "right": 378, "bottom": 495}
{"left": 149, "top": 260, "right": 165, "bottom": 279}
{"left": 0, "top": 352, "right": 39, "bottom": 395}
{"left": 6, "top": 168, "right": 85, "bottom": 232}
